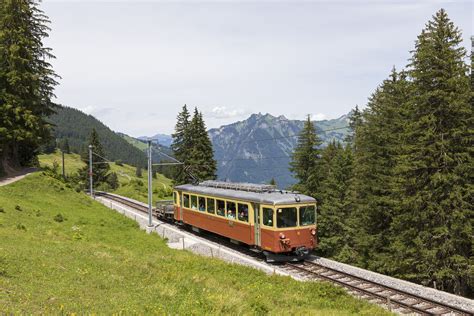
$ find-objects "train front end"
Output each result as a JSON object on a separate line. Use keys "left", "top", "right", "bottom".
{"left": 260, "top": 202, "right": 317, "bottom": 262}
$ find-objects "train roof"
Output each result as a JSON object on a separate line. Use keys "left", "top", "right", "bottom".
{"left": 174, "top": 181, "right": 316, "bottom": 205}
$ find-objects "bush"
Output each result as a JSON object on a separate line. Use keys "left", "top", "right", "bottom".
{"left": 115, "top": 160, "right": 123, "bottom": 166}
{"left": 16, "top": 223, "right": 26, "bottom": 231}
{"left": 0, "top": 207, "right": 4, "bottom": 213}
{"left": 15, "top": 205, "right": 22, "bottom": 212}
{"left": 54, "top": 214, "right": 65, "bottom": 223}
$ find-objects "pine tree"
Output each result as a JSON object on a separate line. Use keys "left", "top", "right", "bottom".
{"left": 269, "top": 178, "right": 277, "bottom": 186}
{"left": 171, "top": 105, "right": 191, "bottom": 184}
{"left": 391, "top": 9, "right": 473, "bottom": 295}
{"left": 289, "top": 115, "right": 322, "bottom": 195}
{"left": 0, "top": 0, "right": 58, "bottom": 169}
{"left": 135, "top": 166, "right": 142, "bottom": 178}
{"left": 186, "top": 108, "right": 217, "bottom": 181}
{"left": 107, "top": 172, "right": 119, "bottom": 190}
{"left": 79, "top": 129, "right": 110, "bottom": 189}
{"left": 316, "top": 141, "right": 355, "bottom": 260}
{"left": 345, "top": 105, "right": 363, "bottom": 145}
{"left": 349, "top": 68, "right": 411, "bottom": 272}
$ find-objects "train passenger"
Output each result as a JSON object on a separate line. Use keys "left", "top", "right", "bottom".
{"left": 198, "top": 197, "right": 206, "bottom": 212}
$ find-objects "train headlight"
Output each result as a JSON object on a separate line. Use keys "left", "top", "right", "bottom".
{"left": 310, "top": 229, "right": 316, "bottom": 236}
{"left": 279, "top": 233, "right": 286, "bottom": 239}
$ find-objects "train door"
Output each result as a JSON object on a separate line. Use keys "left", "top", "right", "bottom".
{"left": 253, "top": 203, "right": 261, "bottom": 247}
{"left": 179, "top": 192, "right": 184, "bottom": 221}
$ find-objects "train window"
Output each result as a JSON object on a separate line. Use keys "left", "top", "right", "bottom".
{"left": 198, "top": 197, "right": 206, "bottom": 212}
{"left": 276, "top": 207, "right": 297, "bottom": 228}
{"left": 227, "top": 201, "right": 236, "bottom": 220}
{"left": 173, "top": 192, "right": 177, "bottom": 204}
{"left": 183, "top": 194, "right": 190, "bottom": 208}
{"left": 216, "top": 199, "right": 225, "bottom": 217}
{"left": 238, "top": 203, "right": 249, "bottom": 222}
{"left": 191, "top": 195, "right": 198, "bottom": 210}
{"left": 207, "top": 198, "right": 215, "bottom": 214}
{"left": 299, "top": 205, "right": 316, "bottom": 226}
{"left": 262, "top": 208, "right": 274, "bottom": 227}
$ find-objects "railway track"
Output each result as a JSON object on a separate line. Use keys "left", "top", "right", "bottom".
{"left": 95, "top": 191, "right": 473, "bottom": 316}
{"left": 284, "top": 261, "right": 472, "bottom": 315}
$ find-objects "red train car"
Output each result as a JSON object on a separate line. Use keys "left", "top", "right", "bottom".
{"left": 172, "top": 181, "right": 317, "bottom": 262}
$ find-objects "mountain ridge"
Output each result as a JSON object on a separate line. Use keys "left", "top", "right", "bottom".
{"left": 143, "top": 112, "right": 351, "bottom": 188}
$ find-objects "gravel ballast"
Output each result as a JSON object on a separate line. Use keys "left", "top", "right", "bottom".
{"left": 308, "top": 256, "right": 474, "bottom": 313}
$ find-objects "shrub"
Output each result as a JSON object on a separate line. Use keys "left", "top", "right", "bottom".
{"left": 15, "top": 205, "right": 22, "bottom": 211}
{"left": 54, "top": 214, "right": 65, "bottom": 222}
{"left": 16, "top": 223, "right": 26, "bottom": 231}
{"left": 0, "top": 207, "right": 4, "bottom": 213}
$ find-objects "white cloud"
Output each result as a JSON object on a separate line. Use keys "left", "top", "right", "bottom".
{"left": 207, "top": 106, "right": 249, "bottom": 119}
{"left": 311, "top": 113, "right": 327, "bottom": 121}
{"left": 79, "top": 105, "right": 95, "bottom": 114}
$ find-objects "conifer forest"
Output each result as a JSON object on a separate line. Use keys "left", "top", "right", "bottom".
{"left": 289, "top": 9, "right": 473, "bottom": 296}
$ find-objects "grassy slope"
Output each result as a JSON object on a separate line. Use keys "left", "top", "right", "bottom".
{"left": 120, "top": 133, "right": 148, "bottom": 151}
{"left": 0, "top": 174, "right": 391, "bottom": 314}
{"left": 38, "top": 151, "right": 172, "bottom": 202}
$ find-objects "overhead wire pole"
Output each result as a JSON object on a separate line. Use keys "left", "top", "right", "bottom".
{"left": 89, "top": 144, "right": 93, "bottom": 198}
{"left": 147, "top": 141, "right": 153, "bottom": 227}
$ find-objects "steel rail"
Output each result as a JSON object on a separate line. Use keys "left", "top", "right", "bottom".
{"left": 285, "top": 261, "right": 472, "bottom": 315}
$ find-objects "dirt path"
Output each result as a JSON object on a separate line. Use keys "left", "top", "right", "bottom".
{"left": 0, "top": 168, "right": 38, "bottom": 187}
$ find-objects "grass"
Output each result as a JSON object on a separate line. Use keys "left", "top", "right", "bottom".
{"left": 0, "top": 173, "right": 392, "bottom": 314}
{"left": 38, "top": 151, "right": 172, "bottom": 203}
{"left": 120, "top": 133, "right": 149, "bottom": 151}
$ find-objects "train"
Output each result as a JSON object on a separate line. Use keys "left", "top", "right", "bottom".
{"left": 157, "top": 180, "right": 317, "bottom": 262}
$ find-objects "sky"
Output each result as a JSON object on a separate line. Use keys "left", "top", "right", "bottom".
{"left": 41, "top": 0, "right": 473, "bottom": 137}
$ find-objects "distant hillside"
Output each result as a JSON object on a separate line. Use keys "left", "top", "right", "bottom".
{"left": 138, "top": 133, "right": 173, "bottom": 147}
{"left": 208, "top": 113, "right": 351, "bottom": 188}
{"left": 47, "top": 106, "right": 147, "bottom": 168}
{"left": 119, "top": 133, "right": 176, "bottom": 179}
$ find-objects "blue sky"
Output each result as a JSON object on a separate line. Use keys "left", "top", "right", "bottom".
{"left": 42, "top": 0, "right": 473, "bottom": 136}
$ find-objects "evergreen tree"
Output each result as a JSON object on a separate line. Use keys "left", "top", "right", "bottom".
{"left": 345, "top": 105, "right": 363, "bottom": 146}
{"left": 391, "top": 9, "right": 473, "bottom": 295}
{"left": 186, "top": 108, "right": 217, "bottom": 181}
{"left": 269, "top": 178, "right": 276, "bottom": 186}
{"left": 135, "top": 166, "right": 142, "bottom": 178}
{"left": 349, "top": 69, "right": 410, "bottom": 271}
{"left": 79, "top": 129, "right": 110, "bottom": 189}
{"left": 171, "top": 105, "right": 191, "bottom": 184}
{"left": 316, "top": 141, "right": 355, "bottom": 260}
{"left": 107, "top": 172, "right": 119, "bottom": 190}
{"left": 289, "top": 115, "right": 322, "bottom": 195}
{"left": 0, "top": 0, "right": 58, "bottom": 169}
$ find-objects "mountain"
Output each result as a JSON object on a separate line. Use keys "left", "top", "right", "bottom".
{"left": 146, "top": 113, "right": 350, "bottom": 188}
{"left": 47, "top": 106, "right": 147, "bottom": 167}
{"left": 208, "top": 113, "right": 350, "bottom": 188}
{"left": 138, "top": 134, "right": 173, "bottom": 147}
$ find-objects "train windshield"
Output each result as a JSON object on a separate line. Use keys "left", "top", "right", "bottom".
{"left": 299, "top": 205, "right": 316, "bottom": 226}
{"left": 276, "top": 207, "right": 297, "bottom": 228}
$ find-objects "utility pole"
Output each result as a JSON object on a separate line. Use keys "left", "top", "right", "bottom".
{"left": 89, "top": 144, "right": 93, "bottom": 198}
{"left": 61, "top": 150, "right": 65, "bottom": 180}
{"left": 147, "top": 140, "right": 153, "bottom": 227}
